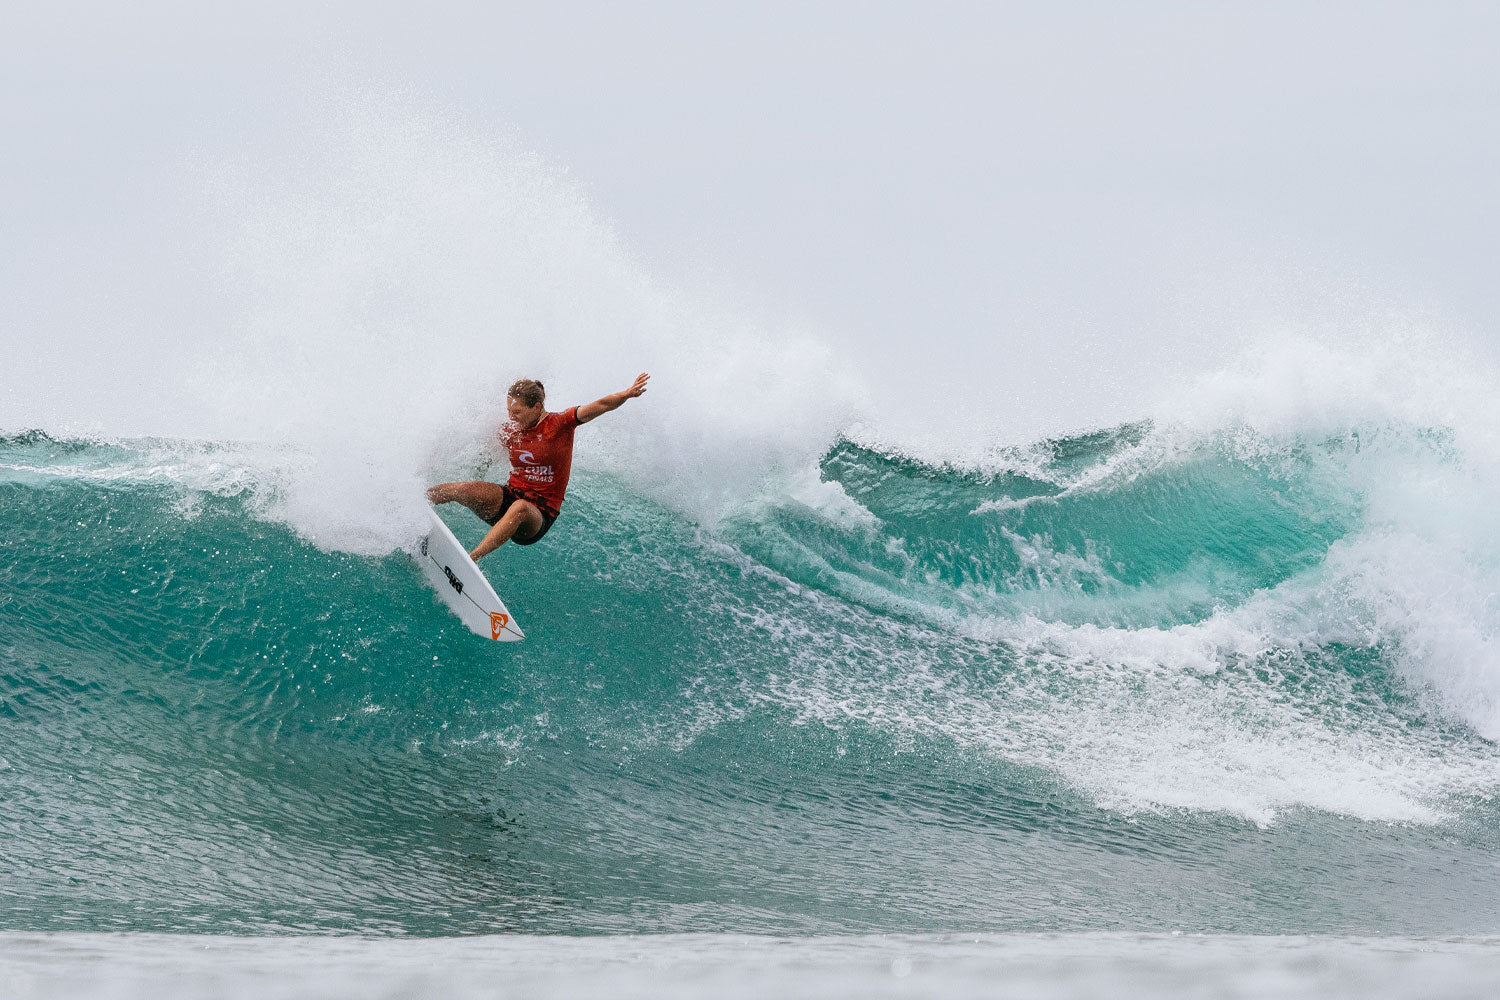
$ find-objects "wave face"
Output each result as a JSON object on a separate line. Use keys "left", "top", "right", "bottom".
{"left": 4, "top": 414, "right": 1500, "bottom": 937}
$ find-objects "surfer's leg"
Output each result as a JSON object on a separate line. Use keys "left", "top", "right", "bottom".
{"left": 470, "top": 499, "right": 544, "bottom": 561}
{"left": 427, "top": 482, "right": 508, "bottom": 523}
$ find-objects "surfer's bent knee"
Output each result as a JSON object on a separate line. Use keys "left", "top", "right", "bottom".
{"left": 510, "top": 499, "right": 542, "bottom": 530}
{"left": 508, "top": 498, "right": 556, "bottom": 546}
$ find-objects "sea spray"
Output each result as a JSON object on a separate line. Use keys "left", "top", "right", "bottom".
{"left": 174, "top": 94, "right": 865, "bottom": 552}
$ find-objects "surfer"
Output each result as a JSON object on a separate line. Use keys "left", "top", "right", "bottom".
{"left": 427, "top": 373, "right": 650, "bottom": 561}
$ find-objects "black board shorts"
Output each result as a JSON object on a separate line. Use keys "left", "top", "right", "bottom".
{"left": 483, "top": 485, "right": 557, "bottom": 545}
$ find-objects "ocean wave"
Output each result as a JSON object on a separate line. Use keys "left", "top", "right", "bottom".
{"left": 5, "top": 421, "right": 1498, "bottom": 833}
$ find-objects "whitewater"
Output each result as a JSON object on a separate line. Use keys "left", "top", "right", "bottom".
{"left": 6, "top": 102, "right": 1500, "bottom": 995}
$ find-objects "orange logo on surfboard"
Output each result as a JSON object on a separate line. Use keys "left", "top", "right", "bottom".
{"left": 489, "top": 612, "right": 510, "bottom": 640}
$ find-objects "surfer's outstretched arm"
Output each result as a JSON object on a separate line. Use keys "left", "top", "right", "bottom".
{"left": 576, "top": 372, "right": 649, "bottom": 424}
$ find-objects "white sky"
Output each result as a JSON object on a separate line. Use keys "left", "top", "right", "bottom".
{"left": 5, "top": 1, "right": 1500, "bottom": 444}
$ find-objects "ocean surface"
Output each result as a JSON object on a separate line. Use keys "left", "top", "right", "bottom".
{"left": 6, "top": 371, "right": 1500, "bottom": 993}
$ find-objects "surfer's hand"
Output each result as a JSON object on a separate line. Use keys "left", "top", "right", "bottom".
{"left": 624, "top": 372, "right": 650, "bottom": 398}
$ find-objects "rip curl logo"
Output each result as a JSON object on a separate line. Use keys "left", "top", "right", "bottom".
{"left": 489, "top": 612, "right": 510, "bottom": 639}
{"left": 515, "top": 449, "right": 555, "bottom": 482}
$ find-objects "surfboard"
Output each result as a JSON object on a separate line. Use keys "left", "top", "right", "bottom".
{"left": 413, "top": 508, "right": 525, "bottom": 641}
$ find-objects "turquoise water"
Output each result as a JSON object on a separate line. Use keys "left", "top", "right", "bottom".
{"left": 4, "top": 423, "right": 1499, "bottom": 940}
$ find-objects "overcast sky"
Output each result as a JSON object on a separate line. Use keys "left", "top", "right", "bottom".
{"left": 5, "top": 1, "right": 1499, "bottom": 443}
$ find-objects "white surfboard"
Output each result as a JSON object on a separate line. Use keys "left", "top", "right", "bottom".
{"left": 413, "top": 508, "right": 525, "bottom": 641}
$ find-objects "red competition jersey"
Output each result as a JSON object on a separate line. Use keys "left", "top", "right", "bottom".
{"left": 500, "top": 407, "right": 580, "bottom": 516}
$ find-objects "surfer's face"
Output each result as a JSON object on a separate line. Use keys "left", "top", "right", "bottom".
{"left": 507, "top": 395, "right": 546, "bottom": 428}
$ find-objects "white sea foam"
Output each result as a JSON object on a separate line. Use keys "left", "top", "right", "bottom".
{"left": 725, "top": 333, "right": 1500, "bottom": 824}
{"left": 737, "top": 581, "right": 1494, "bottom": 825}
{"left": 1142, "top": 335, "right": 1500, "bottom": 740}
{"left": 9, "top": 931, "right": 1500, "bottom": 1000}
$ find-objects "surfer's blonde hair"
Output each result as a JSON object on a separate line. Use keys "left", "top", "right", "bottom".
{"left": 507, "top": 378, "right": 545, "bottom": 407}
